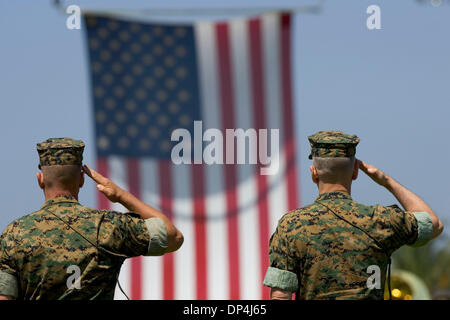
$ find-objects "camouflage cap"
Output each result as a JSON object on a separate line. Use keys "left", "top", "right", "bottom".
{"left": 308, "top": 131, "right": 360, "bottom": 159}
{"left": 37, "top": 138, "right": 85, "bottom": 169}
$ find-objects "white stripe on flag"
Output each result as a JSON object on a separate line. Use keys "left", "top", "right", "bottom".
{"left": 262, "top": 13, "right": 288, "bottom": 234}
{"left": 195, "top": 21, "right": 229, "bottom": 299}
{"left": 172, "top": 163, "right": 196, "bottom": 299}
{"left": 230, "top": 17, "right": 261, "bottom": 300}
{"left": 141, "top": 158, "right": 162, "bottom": 300}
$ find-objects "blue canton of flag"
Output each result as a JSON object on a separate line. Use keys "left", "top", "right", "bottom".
{"left": 85, "top": 15, "right": 201, "bottom": 159}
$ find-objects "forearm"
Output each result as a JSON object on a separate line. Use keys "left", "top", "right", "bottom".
{"left": 385, "top": 176, "right": 433, "bottom": 213}
{"left": 83, "top": 164, "right": 184, "bottom": 252}
{"left": 0, "top": 295, "right": 13, "bottom": 300}
{"left": 384, "top": 176, "right": 443, "bottom": 238}
{"left": 118, "top": 188, "right": 167, "bottom": 220}
{"left": 117, "top": 189, "right": 184, "bottom": 252}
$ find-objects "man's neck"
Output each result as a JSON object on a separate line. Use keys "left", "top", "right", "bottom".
{"left": 318, "top": 183, "right": 351, "bottom": 195}
{"left": 44, "top": 189, "right": 78, "bottom": 201}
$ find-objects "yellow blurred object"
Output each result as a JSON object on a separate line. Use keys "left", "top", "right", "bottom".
{"left": 384, "top": 270, "right": 431, "bottom": 300}
{"left": 391, "top": 289, "right": 402, "bottom": 298}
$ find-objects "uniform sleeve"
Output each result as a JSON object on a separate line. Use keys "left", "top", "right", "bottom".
{"left": 143, "top": 217, "right": 168, "bottom": 256}
{"left": 0, "top": 226, "right": 19, "bottom": 298}
{"left": 263, "top": 220, "right": 299, "bottom": 292}
{"left": 102, "top": 211, "right": 168, "bottom": 258}
{"left": 409, "top": 212, "right": 434, "bottom": 247}
{"left": 383, "top": 205, "right": 433, "bottom": 250}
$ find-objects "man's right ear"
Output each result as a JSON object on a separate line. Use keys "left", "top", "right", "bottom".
{"left": 352, "top": 159, "right": 359, "bottom": 181}
{"left": 310, "top": 165, "right": 319, "bottom": 184}
{"left": 36, "top": 172, "right": 45, "bottom": 190}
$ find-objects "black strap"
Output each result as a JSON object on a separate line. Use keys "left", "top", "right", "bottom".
{"left": 43, "top": 208, "right": 130, "bottom": 300}
{"left": 315, "top": 201, "right": 392, "bottom": 300}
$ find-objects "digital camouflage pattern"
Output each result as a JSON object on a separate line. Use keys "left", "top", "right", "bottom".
{"left": 308, "top": 131, "right": 360, "bottom": 159}
{"left": 37, "top": 138, "right": 85, "bottom": 168}
{"left": 0, "top": 195, "right": 150, "bottom": 300}
{"left": 267, "top": 191, "right": 419, "bottom": 300}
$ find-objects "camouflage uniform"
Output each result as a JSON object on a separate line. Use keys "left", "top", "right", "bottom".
{"left": 263, "top": 131, "right": 434, "bottom": 300}
{"left": 0, "top": 138, "right": 168, "bottom": 300}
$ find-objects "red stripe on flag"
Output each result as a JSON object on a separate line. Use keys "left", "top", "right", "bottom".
{"left": 127, "top": 159, "right": 142, "bottom": 300}
{"left": 159, "top": 161, "right": 175, "bottom": 300}
{"left": 280, "top": 13, "right": 299, "bottom": 211}
{"left": 248, "top": 18, "right": 270, "bottom": 300}
{"left": 216, "top": 22, "right": 241, "bottom": 300}
{"left": 96, "top": 158, "right": 110, "bottom": 210}
{"left": 191, "top": 164, "right": 207, "bottom": 299}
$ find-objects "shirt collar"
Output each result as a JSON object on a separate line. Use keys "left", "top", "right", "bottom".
{"left": 315, "top": 191, "right": 352, "bottom": 202}
{"left": 40, "top": 195, "right": 80, "bottom": 210}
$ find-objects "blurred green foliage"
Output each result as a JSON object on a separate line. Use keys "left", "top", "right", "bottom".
{"left": 392, "top": 237, "right": 450, "bottom": 298}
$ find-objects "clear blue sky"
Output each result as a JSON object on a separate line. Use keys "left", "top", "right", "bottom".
{"left": 1, "top": 0, "right": 449, "bottom": 244}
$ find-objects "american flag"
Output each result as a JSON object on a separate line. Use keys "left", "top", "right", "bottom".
{"left": 84, "top": 11, "right": 299, "bottom": 300}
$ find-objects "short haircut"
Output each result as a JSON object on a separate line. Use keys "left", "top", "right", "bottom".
{"left": 41, "top": 165, "right": 82, "bottom": 190}
{"left": 313, "top": 156, "right": 355, "bottom": 184}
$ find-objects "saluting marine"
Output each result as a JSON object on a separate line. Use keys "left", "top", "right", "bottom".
{"left": 263, "top": 131, "right": 444, "bottom": 300}
{"left": 0, "top": 138, "right": 183, "bottom": 300}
